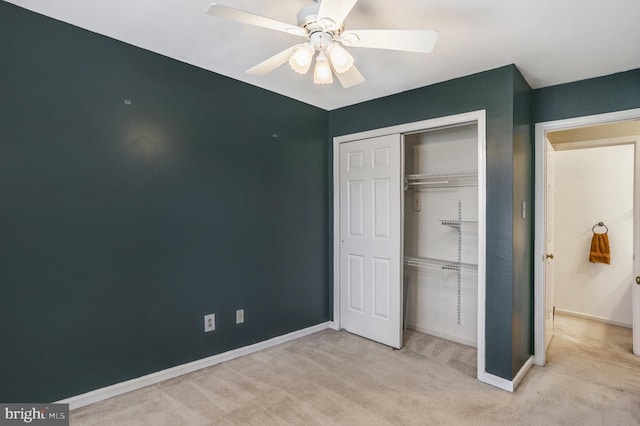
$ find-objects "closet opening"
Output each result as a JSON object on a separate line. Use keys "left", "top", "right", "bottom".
{"left": 403, "top": 123, "right": 479, "bottom": 350}
{"left": 332, "top": 110, "right": 488, "bottom": 385}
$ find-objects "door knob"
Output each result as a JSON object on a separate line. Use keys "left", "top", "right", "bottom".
{"left": 546, "top": 254, "right": 554, "bottom": 259}
{"left": 636, "top": 276, "right": 640, "bottom": 285}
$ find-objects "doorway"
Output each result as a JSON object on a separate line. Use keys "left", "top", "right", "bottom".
{"left": 534, "top": 109, "right": 640, "bottom": 365}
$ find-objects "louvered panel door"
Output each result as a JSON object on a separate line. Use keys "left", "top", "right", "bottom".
{"left": 339, "top": 134, "right": 403, "bottom": 349}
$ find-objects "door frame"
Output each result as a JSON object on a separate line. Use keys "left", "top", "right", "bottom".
{"left": 534, "top": 107, "right": 640, "bottom": 366}
{"left": 332, "top": 110, "right": 487, "bottom": 380}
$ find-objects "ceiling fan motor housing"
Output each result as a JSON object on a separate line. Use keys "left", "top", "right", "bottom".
{"left": 297, "top": 3, "right": 321, "bottom": 28}
{"left": 297, "top": 3, "right": 343, "bottom": 51}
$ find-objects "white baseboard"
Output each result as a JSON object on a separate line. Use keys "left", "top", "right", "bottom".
{"left": 57, "top": 322, "right": 332, "bottom": 410}
{"left": 478, "top": 356, "right": 533, "bottom": 392}
{"left": 555, "top": 308, "right": 632, "bottom": 329}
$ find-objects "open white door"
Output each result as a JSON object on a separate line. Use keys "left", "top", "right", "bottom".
{"left": 338, "top": 134, "right": 403, "bottom": 349}
{"left": 544, "top": 139, "right": 556, "bottom": 352}
{"left": 634, "top": 140, "right": 640, "bottom": 356}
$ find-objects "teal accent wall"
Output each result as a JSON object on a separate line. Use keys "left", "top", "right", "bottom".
{"left": 533, "top": 69, "right": 640, "bottom": 123}
{"left": 329, "top": 65, "right": 534, "bottom": 380}
{"left": 512, "top": 69, "right": 533, "bottom": 376}
{"left": 0, "top": 2, "right": 329, "bottom": 402}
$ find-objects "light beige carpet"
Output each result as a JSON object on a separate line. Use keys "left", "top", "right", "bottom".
{"left": 70, "top": 314, "right": 640, "bottom": 425}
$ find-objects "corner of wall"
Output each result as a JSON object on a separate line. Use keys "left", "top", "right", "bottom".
{"left": 511, "top": 65, "right": 535, "bottom": 377}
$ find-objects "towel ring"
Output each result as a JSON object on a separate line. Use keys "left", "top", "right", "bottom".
{"left": 592, "top": 222, "right": 608, "bottom": 233}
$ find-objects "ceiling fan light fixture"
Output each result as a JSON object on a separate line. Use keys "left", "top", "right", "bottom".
{"left": 207, "top": 1, "right": 438, "bottom": 89}
{"left": 313, "top": 52, "right": 333, "bottom": 85}
{"left": 289, "top": 44, "right": 314, "bottom": 74}
{"left": 327, "top": 43, "right": 354, "bottom": 74}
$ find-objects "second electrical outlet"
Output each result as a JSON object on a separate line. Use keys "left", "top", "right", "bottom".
{"left": 204, "top": 313, "right": 215, "bottom": 332}
{"left": 236, "top": 309, "right": 244, "bottom": 324}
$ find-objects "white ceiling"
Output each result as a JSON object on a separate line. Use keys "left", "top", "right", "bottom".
{"left": 5, "top": 0, "right": 640, "bottom": 110}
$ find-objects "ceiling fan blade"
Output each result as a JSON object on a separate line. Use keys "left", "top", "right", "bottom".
{"left": 334, "top": 65, "right": 365, "bottom": 88}
{"left": 206, "top": 4, "right": 307, "bottom": 37}
{"left": 340, "top": 29, "right": 438, "bottom": 53}
{"left": 317, "top": 0, "right": 358, "bottom": 30}
{"left": 247, "top": 46, "right": 298, "bottom": 75}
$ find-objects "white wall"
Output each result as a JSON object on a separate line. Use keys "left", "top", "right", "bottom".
{"left": 553, "top": 144, "right": 634, "bottom": 326}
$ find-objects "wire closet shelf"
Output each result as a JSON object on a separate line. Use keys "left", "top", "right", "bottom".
{"left": 405, "top": 171, "right": 478, "bottom": 189}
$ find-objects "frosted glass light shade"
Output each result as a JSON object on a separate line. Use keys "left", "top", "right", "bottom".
{"left": 313, "top": 53, "right": 333, "bottom": 85}
{"left": 288, "top": 44, "right": 314, "bottom": 74}
{"left": 327, "top": 44, "right": 354, "bottom": 74}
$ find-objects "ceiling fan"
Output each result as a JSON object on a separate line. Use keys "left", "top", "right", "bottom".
{"left": 206, "top": 0, "right": 438, "bottom": 88}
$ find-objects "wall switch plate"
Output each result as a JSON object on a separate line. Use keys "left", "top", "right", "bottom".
{"left": 236, "top": 309, "right": 244, "bottom": 324}
{"left": 204, "top": 313, "right": 215, "bottom": 332}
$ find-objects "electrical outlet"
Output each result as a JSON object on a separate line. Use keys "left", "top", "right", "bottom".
{"left": 204, "top": 313, "right": 215, "bottom": 332}
{"left": 236, "top": 309, "right": 244, "bottom": 324}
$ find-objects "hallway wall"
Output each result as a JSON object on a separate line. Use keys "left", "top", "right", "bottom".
{"left": 553, "top": 144, "right": 634, "bottom": 326}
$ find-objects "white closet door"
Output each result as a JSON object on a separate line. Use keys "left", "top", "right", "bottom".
{"left": 339, "top": 134, "right": 403, "bottom": 349}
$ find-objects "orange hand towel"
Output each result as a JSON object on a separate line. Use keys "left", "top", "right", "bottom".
{"left": 589, "top": 233, "right": 610, "bottom": 264}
